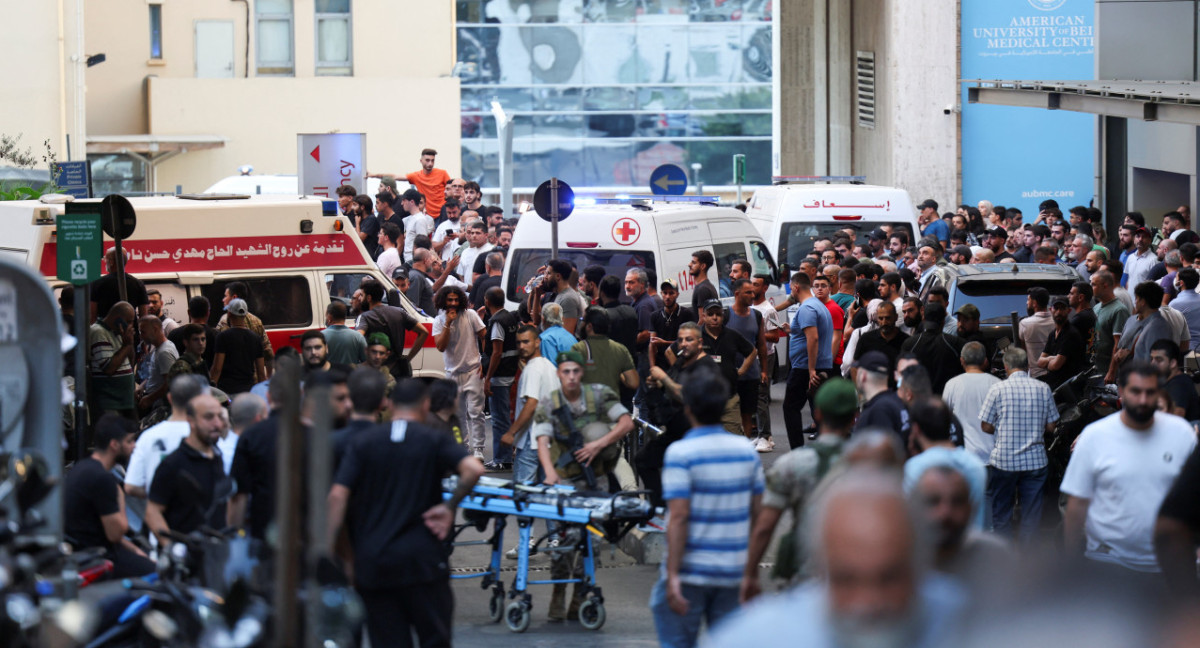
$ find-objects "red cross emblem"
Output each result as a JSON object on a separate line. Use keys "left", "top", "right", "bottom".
{"left": 612, "top": 218, "right": 641, "bottom": 246}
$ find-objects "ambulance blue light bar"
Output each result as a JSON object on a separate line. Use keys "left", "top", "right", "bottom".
{"left": 321, "top": 200, "right": 338, "bottom": 216}
{"left": 623, "top": 195, "right": 721, "bottom": 203}
{"left": 772, "top": 175, "right": 866, "bottom": 185}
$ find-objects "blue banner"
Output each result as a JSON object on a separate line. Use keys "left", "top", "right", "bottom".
{"left": 962, "top": 0, "right": 1095, "bottom": 213}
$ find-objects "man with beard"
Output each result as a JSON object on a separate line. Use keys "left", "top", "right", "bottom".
{"left": 1112, "top": 281, "right": 1174, "bottom": 381}
{"left": 984, "top": 226, "right": 1015, "bottom": 262}
{"left": 913, "top": 241, "right": 942, "bottom": 283}
{"left": 299, "top": 330, "right": 351, "bottom": 376}
{"left": 888, "top": 231, "right": 909, "bottom": 260}
{"left": 641, "top": 322, "right": 720, "bottom": 506}
{"left": 1063, "top": 361, "right": 1196, "bottom": 578}
{"left": 688, "top": 249, "right": 719, "bottom": 314}
{"left": 1050, "top": 222, "right": 1068, "bottom": 258}
{"left": 900, "top": 303, "right": 965, "bottom": 394}
{"left": 851, "top": 302, "right": 909, "bottom": 379}
{"left": 1114, "top": 223, "right": 1137, "bottom": 263}
{"left": 64, "top": 414, "right": 154, "bottom": 577}
{"left": 1037, "top": 298, "right": 1087, "bottom": 390}
{"left": 1067, "top": 281, "right": 1097, "bottom": 351}
{"left": 904, "top": 398, "right": 987, "bottom": 531}
{"left": 954, "top": 304, "right": 992, "bottom": 364}
{"left": 146, "top": 391, "right": 230, "bottom": 544}
{"left": 907, "top": 462, "right": 1009, "bottom": 582}
{"left": 709, "top": 468, "right": 965, "bottom": 648}
{"left": 1125, "top": 227, "right": 1158, "bottom": 288}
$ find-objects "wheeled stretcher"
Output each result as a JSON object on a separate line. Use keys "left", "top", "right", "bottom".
{"left": 442, "top": 476, "right": 657, "bottom": 632}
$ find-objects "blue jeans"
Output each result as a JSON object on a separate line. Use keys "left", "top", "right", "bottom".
{"left": 513, "top": 438, "right": 540, "bottom": 485}
{"left": 649, "top": 576, "right": 741, "bottom": 648}
{"left": 987, "top": 465, "right": 1047, "bottom": 543}
{"left": 490, "top": 379, "right": 513, "bottom": 463}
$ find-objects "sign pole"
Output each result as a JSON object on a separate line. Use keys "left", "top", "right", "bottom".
{"left": 74, "top": 284, "right": 89, "bottom": 460}
{"left": 550, "top": 177, "right": 560, "bottom": 261}
{"left": 734, "top": 154, "right": 746, "bottom": 205}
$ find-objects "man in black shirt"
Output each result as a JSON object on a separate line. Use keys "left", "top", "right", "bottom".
{"left": 852, "top": 301, "right": 909, "bottom": 381}
{"left": 1069, "top": 280, "right": 1097, "bottom": 351}
{"left": 469, "top": 251, "right": 505, "bottom": 311}
{"left": 599, "top": 275, "right": 638, "bottom": 361}
{"left": 146, "top": 390, "right": 229, "bottom": 545}
{"left": 1150, "top": 339, "right": 1200, "bottom": 421}
{"left": 482, "top": 287, "right": 520, "bottom": 470}
{"left": 328, "top": 380, "right": 484, "bottom": 648}
{"left": 90, "top": 248, "right": 149, "bottom": 320}
{"left": 1155, "top": 446, "right": 1200, "bottom": 594}
{"left": 688, "top": 249, "right": 719, "bottom": 314}
{"left": 696, "top": 299, "right": 756, "bottom": 435}
{"left": 852, "top": 351, "right": 906, "bottom": 437}
{"left": 1038, "top": 298, "right": 1087, "bottom": 390}
{"left": 211, "top": 298, "right": 265, "bottom": 395}
{"left": 356, "top": 279, "right": 428, "bottom": 379}
{"left": 641, "top": 321, "right": 721, "bottom": 505}
{"left": 63, "top": 414, "right": 153, "bottom": 577}
{"left": 229, "top": 378, "right": 290, "bottom": 540}
{"left": 984, "top": 227, "right": 1015, "bottom": 262}
{"left": 332, "top": 368, "right": 388, "bottom": 471}
{"left": 900, "top": 303, "right": 965, "bottom": 393}
{"left": 168, "top": 296, "right": 219, "bottom": 370}
{"left": 649, "top": 279, "right": 696, "bottom": 370}
{"left": 954, "top": 304, "right": 994, "bottom": 369}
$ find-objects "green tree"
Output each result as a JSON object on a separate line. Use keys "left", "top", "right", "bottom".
{"left": 0, "top": 134, "right": 60, "bottom": 200}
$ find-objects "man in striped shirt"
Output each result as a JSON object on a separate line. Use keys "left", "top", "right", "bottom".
{"left": 651, "top": 367, "right": 764, "bottom": 648}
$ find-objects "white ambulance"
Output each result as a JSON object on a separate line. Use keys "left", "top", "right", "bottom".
{"left": 0, "top": 194, "right": 443, "bottom": 377}
{"left": 745, "top": 177, "right": 921, "bottom": 272}
{"left": 501, "top": 196, "right": 785, "bottom": 313}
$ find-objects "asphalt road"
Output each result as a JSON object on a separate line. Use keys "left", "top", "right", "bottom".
{"left": 448, "top": 382, "right": 799, "bottom": 646}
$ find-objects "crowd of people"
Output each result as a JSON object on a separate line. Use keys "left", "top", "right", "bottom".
{"left": 59, "top": 168, "right": 1200, "bottom": 647}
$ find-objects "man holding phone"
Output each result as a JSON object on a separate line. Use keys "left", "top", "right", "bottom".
{"left": 89, "top": 301, "right": 138, "bottom": 421}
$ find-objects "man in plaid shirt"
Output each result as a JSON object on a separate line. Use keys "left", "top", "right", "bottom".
{"left": 979, "top": 346, "right": 1059, "bottom": 542}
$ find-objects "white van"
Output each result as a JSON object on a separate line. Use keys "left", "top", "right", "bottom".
{"left": 0, "top": 194, "right": 443, "bottom": 378}
{"left": 502, "top": 197, "right": 784, "bottom": 311}
{"left": 745, "top": 177, "right": 921, "bottom": 272}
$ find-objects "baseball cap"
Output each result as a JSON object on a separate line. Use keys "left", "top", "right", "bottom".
{"left": 917, "top": 199, "right": 939, "bottom": 211}
{"left": 867, "top": 228, "right": 888, "bottom": 241}
{"left": 1051, "top": 297, "right": 1070, "bottom": 309}
{"left": 660, "top": 278, "right": 679, "bottom": 291}
{"left": 986, "top": 226, "right": 1008, "bottom": 239}
{"left": 813, "top": 378, "right": 860, "bottom": 417}
{"left": 226, "top": 298, "right": 248, "bottom": 318}
{"left": 1135, "top": 226, "right": 1151, "bottom": 236}
{"left": 852, "top": 351, "right": 891, "bottom": 375}
{"left": 702, "top": 298, "right": 724, "bottom": 313}
{"left": 956, "top": 303, "right": 980, "bottom": 320}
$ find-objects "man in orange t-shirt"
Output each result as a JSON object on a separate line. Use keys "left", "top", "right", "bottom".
{"left": 375, "top": 148, "right": 449, "bottom": 219}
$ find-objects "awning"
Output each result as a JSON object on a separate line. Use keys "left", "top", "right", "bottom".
{"left": 86, "top": 134, "right": 227, "bottom": 155}
{"left": 964, "top": 79, "right": 1200, "bottom": 125}
{"left": 86, "top": 135, "right": 227, "bottom": 191}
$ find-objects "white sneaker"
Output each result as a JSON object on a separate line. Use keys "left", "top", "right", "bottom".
{"left": 755, "top": 438, "right": 775, "bottom": 453}
{"left": 473, "top": 449, "right": 485, "bottom": 460}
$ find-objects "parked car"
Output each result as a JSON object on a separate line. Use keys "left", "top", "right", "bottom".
{"left": 919, "top": 262, "right": 1081, "bottom": 343}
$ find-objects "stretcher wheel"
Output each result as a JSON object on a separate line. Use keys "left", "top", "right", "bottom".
{"left": 505, "top": 600, "right": 531, "bottom": 633}
{"left": 577, "top": 598, "right": 606, "bottom": 630}
{"left": 488, "top": 590, "right": 505, "bottom": 623}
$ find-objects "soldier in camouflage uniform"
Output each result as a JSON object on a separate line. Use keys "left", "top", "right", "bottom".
{"left": 364, "top": 333, "right": 397, "bottom": 398}
{"left": 530, "top": 351, "right": 634, "bottom": 622}
{"left": 740, "top": 378, "right": 859, "bottom": 602}
{"left": 167, "top": 324, "right": 210, "bottom": 382}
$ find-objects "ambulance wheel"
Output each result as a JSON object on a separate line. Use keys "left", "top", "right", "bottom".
{"left": 488, "top": 590, "right": 505, "bottom": 623}
{"left": 505, "top": 601, "right": 531, "bottom": 633}
{"left": 578, "top": 598, "right": 606, "bottom": 630}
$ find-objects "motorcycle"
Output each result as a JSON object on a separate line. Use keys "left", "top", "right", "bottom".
{"left": 1044, "top": 369, "right": 1120, "bottom": 500}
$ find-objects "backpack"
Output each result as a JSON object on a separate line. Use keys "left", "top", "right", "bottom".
{"left": 771, "top": 439, "right": 844, "bottom": 581}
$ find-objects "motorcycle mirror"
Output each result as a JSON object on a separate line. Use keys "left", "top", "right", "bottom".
{"left": 10, "top": 450, "right": 55, "bottom": 515}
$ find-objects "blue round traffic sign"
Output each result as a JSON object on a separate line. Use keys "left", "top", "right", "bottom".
{"left": 533, "top": 179, "right": 575, "bottom": 222}
{"left": 649, "top": 164, "right": 688, "bottom": 196}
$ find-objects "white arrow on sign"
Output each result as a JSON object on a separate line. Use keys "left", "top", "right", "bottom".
{"left": 653, "top": 175, "right": 685, "bottom": 191}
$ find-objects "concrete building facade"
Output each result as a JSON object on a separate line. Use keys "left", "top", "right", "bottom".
{"left": 5, "top": 1, "right": 461, "bottom": 195}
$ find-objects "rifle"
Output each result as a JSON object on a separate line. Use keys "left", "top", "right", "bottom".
{"left": 552, "top": 401, "right": 598, "bottom": 490}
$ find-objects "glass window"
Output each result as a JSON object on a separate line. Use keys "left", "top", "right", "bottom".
{"left": 777, "top": 221, "right": 917, "bottom": 269}
{"left": 505, "top": 249, "right": 655, "bottom": 303}
{"left": 949, "top": 279, "right": 1075, "bottom": 323}
{"left": 201, "top": 277, "right": 312, "bottom": 328}
{"left": 749, "top": 240, "right": 777, "bottom": 280}
{"left": 324, "top": 272, "right": 372, "bottom": 306}
{"left": 712, "top": 242, "right": 746, "bottom": 297}
{"left": 315, "top": 0, "right": 352, "bottom": 76}
{"left": 149, "top": 4, "right": 163, "bottom": 59}
{"left": 256, "top": 0, "right": 294, "bottom": 76}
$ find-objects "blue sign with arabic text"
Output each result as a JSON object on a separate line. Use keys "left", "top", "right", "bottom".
{"left": 961, "top": 0, "right": 1095, "bottom": 213}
